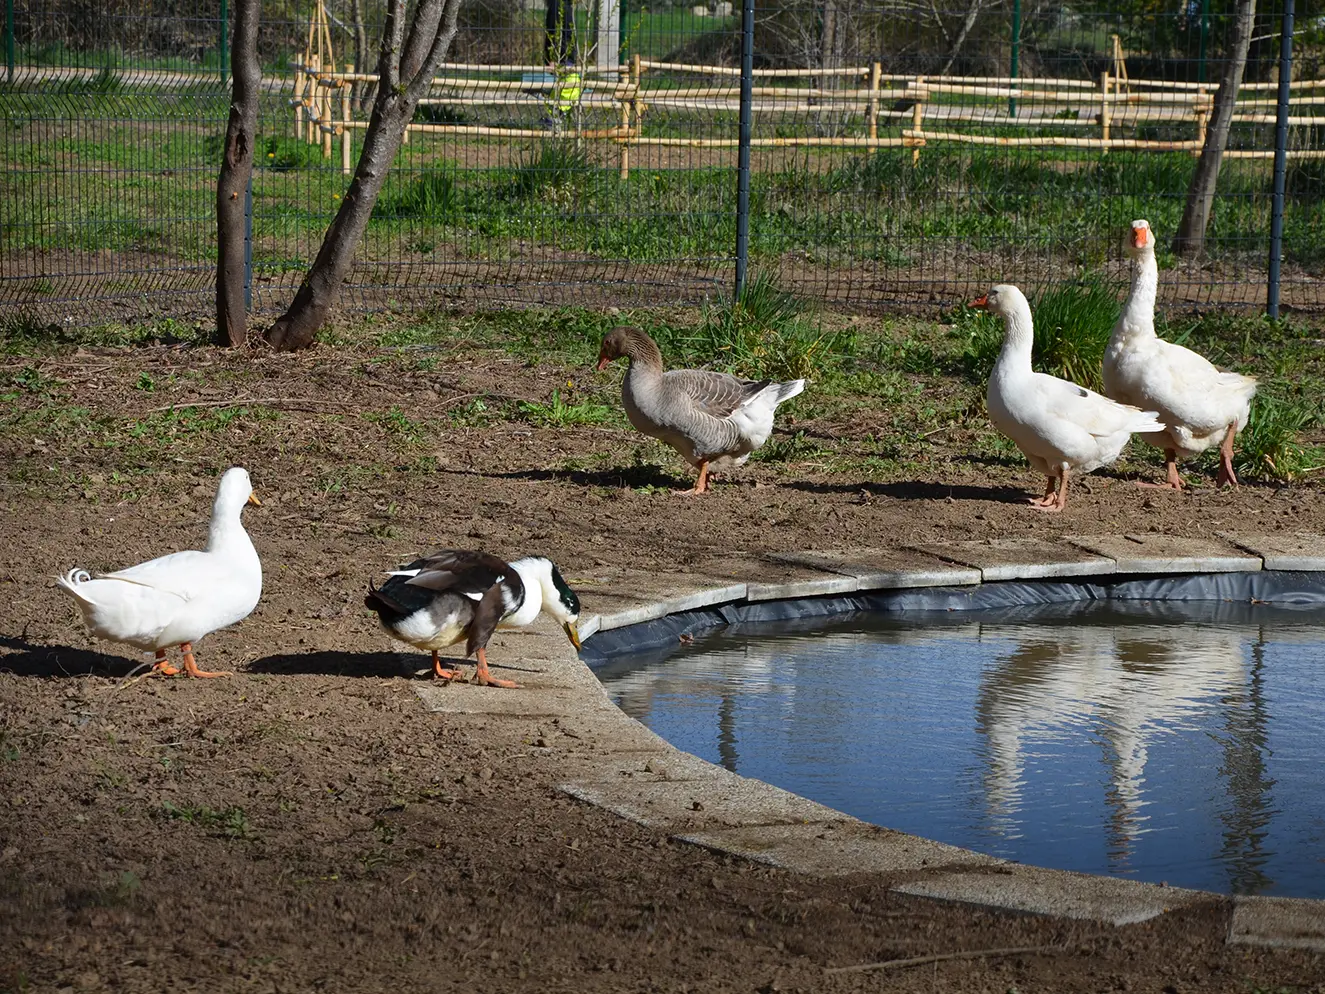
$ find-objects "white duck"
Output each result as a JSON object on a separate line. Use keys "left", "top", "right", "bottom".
{"left": 56, "top": 467, "right": 263, "bottom": 677}
{"left": 1103, "top": 219, "right": 1258, "bottom": 489}
{"left": 596, "top": 325, "right": 805, "bottom": 494}
{"left": 975, "top": 285, "right": 1165, "bottom": 512}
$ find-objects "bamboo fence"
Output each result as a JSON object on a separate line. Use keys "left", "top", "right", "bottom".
{"left": 288, "top": 53, "right": 1325, "bottom": 176}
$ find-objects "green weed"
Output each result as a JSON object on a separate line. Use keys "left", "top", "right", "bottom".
{"left": 159, "top": 801, "right": 254, "bottom": 840}
{"left": 362, "top": 407, "right": 427, "bottom": 445}
{"left": 518, "top": 389, "right": 615, "bottom": 427}
{"left": 380, "top": 166, "right": 459, "bottom": 220}
{"left": 510, "top": 140, "right": 593, "bottom": 200}
{"left": 1236, "top": 394, "right": 1323, "bottom": 482}
{"left": 260, "top": 134, "right": 324, "bottom": 172}
{"left": 697, "top": 274, "right": 847, "bottom": 381}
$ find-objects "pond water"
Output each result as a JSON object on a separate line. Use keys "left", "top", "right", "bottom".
{"left": 595, "top": 602, "right": 1325, "bottom": 897}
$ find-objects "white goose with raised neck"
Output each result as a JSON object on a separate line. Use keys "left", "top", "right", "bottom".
{"left": 1112, "top": 220, "right": 1159, "bottom": 350}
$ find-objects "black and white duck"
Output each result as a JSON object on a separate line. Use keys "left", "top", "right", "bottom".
{"left": 364, "top": 549, "right": 582, "bottom": 689}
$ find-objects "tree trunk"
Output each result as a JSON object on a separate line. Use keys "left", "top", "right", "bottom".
{"left": 1172, "top": 0, "right": 1257, "bottom": 259}
{"left": 265, "top": 0, "right": 464, "bottom": 351}
{"left": 819, "top": 0, "right": 838, "bottom": 93}
{"left": 215, "top": 0, "right": 260, "bottom": 348}
{"left": 351, "top": 0, "right": 371, "bottom": 112}
{"left": 938, "top": 0, "right": 985, "bottom": 76}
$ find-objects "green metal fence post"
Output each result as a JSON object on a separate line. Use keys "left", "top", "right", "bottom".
{"left": 1007, "top": 0, "right": 1017, "bottom": 117}
{"left": 6, "top": 0, "right": 15, "bottom": 84}
{"left": 220, "top": 0, "right": 229, "bottom": 80}
{"left": 1008, "top": 0, "right": 1021, "bottom": 117}
{"left": 1267, "top": 0, "right": 1295, "bottom": 319}
{"left": 734, "top": 0, "right": 754, "bottom": 299}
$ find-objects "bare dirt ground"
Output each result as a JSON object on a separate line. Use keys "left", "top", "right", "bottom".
{"left": 3, "top": 321, "right": 1325, "bottom": 993}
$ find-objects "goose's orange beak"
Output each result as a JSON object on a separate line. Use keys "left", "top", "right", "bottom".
{"left": 969, "top": 295, "right": 989, "bottom": 310}
{"left": 1132, "top": 225, "right": 1149, "bottom": 248}
{"left": 595, "top": 353, "right": 611, "bottom": 372}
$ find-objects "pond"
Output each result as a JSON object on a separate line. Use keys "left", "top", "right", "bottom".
{"left": 594, "top": 600, "right": 1325, "bottom": 897}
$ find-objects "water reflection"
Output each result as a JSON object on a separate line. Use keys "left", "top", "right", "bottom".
{"left": 972, "top": 622, "right": 1269, "bottom": 884}
{"left": 596, "top": 603, "right": 1325, "bottom": 896}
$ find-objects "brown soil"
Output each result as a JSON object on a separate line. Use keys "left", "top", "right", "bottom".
{"left": 3, "top": 335, "right": 1325, "bottom": 993}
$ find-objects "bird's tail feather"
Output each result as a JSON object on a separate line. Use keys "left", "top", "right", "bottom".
{"left": 1132, "top": 410, "right": 1166, "bottom": 435}
{"left": 364, "top": 581, "right": 409, "bottom": 618}
{"left": 56, "top": 568, "right": 92, "bottom": 597}
{"left": 773, "top": 379, "right": 806, "bottom": 405}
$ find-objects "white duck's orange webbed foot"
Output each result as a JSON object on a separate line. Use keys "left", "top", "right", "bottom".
{"left": 471, "top": 648, "right": 520, "bottom": 689}
{"left": 150, "top": 650, "right": 181, "bottom": 676}
{"left": 180, "top": 642, "right": 232, "bottom": 679}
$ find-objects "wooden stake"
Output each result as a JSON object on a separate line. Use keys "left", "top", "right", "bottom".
{"left": 342, "top": 63, "right": 353, "bottom": 175}
{"left": 868, "top": 61, "right": 881, "bottom": 141}
{"left": 911, "top": 76, "right": 925, "bottom": 165}
{"left": 1195, "top": 86, "right": 1209, "bottom": 145}
{"left": 1101, "top": 71, "right": 1111, "bottom": 146}
{"left": 307, "top": 55, "right": 320, "bottom": 143}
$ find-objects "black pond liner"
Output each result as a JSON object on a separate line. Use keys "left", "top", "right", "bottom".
{"left": 580, "top": 570, "right": 1325, "bottom": 674}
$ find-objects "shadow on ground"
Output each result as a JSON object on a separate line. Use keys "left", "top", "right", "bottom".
{"left": 0, "top": 636, "right": 142, "bottom": 677}
{"left": 246, "top": 650, "right": 425, "bottom": 678}
{"left": 785, "top": 479, "right": 1032, "bottom": 504}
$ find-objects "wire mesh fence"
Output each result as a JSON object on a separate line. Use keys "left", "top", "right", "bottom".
{"left": 2, "top": 0, "right": 1323, "bottom": 326}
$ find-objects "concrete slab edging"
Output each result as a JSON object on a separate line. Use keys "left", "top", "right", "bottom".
{"left": 411, "top": 535, "right": 1325, "bottom": 950}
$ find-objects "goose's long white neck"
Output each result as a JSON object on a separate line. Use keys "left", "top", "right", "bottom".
{"left": 1115, "top": 251, "right": 1158, "bottom": 346}
{"left": 995, "top": 302, "right": 1035, "bottom": 375}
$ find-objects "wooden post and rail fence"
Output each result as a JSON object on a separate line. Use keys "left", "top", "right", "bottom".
{"left": 289, "top": 56, "right": 1325, "bottom": 175}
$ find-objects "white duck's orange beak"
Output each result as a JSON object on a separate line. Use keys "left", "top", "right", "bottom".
{"left": 969, "top": 294, "right": 989, "bottom": 310}
{"left": 247, "top": 492, "right": 262, "bottom": 507}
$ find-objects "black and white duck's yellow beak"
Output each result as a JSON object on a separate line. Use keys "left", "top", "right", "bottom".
{"left": 247, "top": 492, "right": 262, "bottom": 507}
{"left": 563, "top": 621, "right": 582, "bottom": 650}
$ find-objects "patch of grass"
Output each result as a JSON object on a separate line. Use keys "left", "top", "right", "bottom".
{"left": 517, "top": 389, "right": 616, "bottom": 427}
{"left": 1236, "top": 393, "right": 1324, "bottom": 482}
{"left": 380, "top": 166, "right": 459, "bottom": 220}
{"left": 697, "top": 274, "right": 850, "bottom": 381}
{"left": 159, "top": 801, "right": 254, "bottom": 840}
{"left": 509, "top": 139, "right": 593, "bottom": 200}
{"left": 1027, "top": 276, "right": 1119, "bottom": 391}
{"left": 362, "top": 407, "right": 428, "bottom": 445}
{"left": 260, "top": 134, "right": 324, "bottom": 172}
{"left": 751, "top": 430, "right": 828, "bottom": 464}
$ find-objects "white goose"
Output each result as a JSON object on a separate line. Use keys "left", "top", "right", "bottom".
{"left": 975, "top": 285, "right": 1165, "bottom": 512}
{"left": 56, "top": 467, "right": 263, "bottom": 677}
{"left": 1103, "top": 219, "right": 1258, "bottom": 489}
